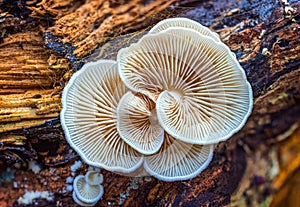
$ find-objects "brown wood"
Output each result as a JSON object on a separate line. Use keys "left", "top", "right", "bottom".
{"left": 0, "top": 0, "right": 299, "bottom": 206}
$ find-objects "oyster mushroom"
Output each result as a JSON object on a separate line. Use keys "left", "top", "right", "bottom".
{"left": 116, "top": 91, "right": 214, "bottom": 181}
{"left": 144, "top": 133, "right": 214, "bottom": 181}
{"left": 149, "top": 17, "right": 220, "bottom": 42}
{"left": 117, "top": 91, "right": 164, "bottom": 154}
{"left": 61, "top": 60, "right": 143, "bottom": 173}
{"left": 85, "top": 170, "right": 104, "bottom": 185}
{"left": 73, "top": 175, "right": 104, "bottom": 205}
{"left": 72, "top": 191, "right": 96, "bottom": 207}
{"left": 118, "top": 27, "right": 252, "bottom": 145}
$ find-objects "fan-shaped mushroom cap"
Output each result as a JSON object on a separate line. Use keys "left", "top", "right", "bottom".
{"left": 118, "top": 28, "right": 252, "bottom": 144}
{"left": 72, "top": 191, "right": 97, "bottom": 206}
{"left": 85, "top": 171, "right": 103, "bottom": 185}
{"left": 144, "top": 133, "right": 214, "bottom": 181}
{"left": 117, "top": 91, "right": 164, "bottom": 154}
{"left": 73, "top": 175, "right": 104, "bottom": 204}
{"left": 61, "top": 60, "right": 143, "bottom": 173}
{"left": 149, "top": 17, "right": 220, "bottom": 42}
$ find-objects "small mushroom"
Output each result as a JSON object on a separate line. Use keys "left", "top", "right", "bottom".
{"left": 61, "top": 60, "right": 143, "bottom": 173}
{"left": 118, "top": 27, "right": 252, "bottom": 144}
{"left": 117, "top": 91, "right": 214, "bottom": 181}
{"left": 85, "top": 170, "right": 103, "bottom": 185}
{"left": 73, "top": 175, "right": 104, "bottom": 204}
{"left": 117, "top": 91, "right": 164, "bottom": 154}
{"left": 144, "top": 133, "right": 214, "bottom": 181}
{"left": 72, "top": 191, "right": 96, "bottom": 207}
{"left": 88, "top": 166, "right": 101, "bottom": 173}
{"left": 149, "top": 17, "right": 220, "bottom": 42}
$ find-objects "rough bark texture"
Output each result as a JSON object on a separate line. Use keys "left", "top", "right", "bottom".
{"left": 0, "top": 0, "right": 299, "bottom": 206}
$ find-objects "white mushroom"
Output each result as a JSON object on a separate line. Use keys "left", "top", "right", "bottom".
{"left": 144, "top": 133, "right": 214, "bottom": 181}
{"left": 72, "top": 191, "right": 96, "bottom": 206}
{"left": 61, "top": 60, "right": 143, "bottom": 173}
{"left": 85, "top": 170, "right": 104, "bottom": 185}
{"left": 149, "top": 17, "right": 220, "bottom": 42}
{"left": 73, "top": 175, "right": 104, "bottom": 204}
{"left": 87, "top": 166, "right": 101, "bottom": 173}
{"left": 117, "top": 91, "right": 164, "bottom": 154}
{"left": 118, "top": 27, "right": 253, "bottom": 145}
{"left": 117, "top": 92, "right": 214, "bottom": 181}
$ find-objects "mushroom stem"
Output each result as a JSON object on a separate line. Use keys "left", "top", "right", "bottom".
{"left": 168, "top": 90, "right": 185, "bottom": 103}
{"left": 149, "top": 108, "right": 159, "bottom": 126}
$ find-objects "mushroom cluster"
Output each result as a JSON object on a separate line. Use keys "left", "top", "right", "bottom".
{"left": 73, "top": 169, "right": 104, "bottom": 206}
{"left": 61, "top": 18, "right": 253, "bottom": 182}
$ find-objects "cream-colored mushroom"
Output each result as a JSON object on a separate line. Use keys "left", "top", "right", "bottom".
{"left": 85, "top": 170, "right": 104, "bottom": 185}
{"left": 144, "top": 133, "right": 214, "bottom": 181}
{"left": 117, "top": 91, "right": 164, "bottom": 154}
{"left": 149, "top": 17, "right": 220, "bottom": 42}
{"left": 72, "top": 191, "right": 96, "bottom": 207}
{"left": 117, "top": 91, "right": 214, "bottom": 181}
{"left": 61, "top": 60, "right": 143, "bottom": 173}
{"left": 73, "top": 175, "right": 104, "bottom": 204}
{"left": 118, "top": 28, "right": 253, "bottom": 144}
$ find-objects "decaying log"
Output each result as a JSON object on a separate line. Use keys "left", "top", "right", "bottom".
{"left": 0, "top": 32, "right": 71, "bottom": 132}
{"left": 0, "top": 0, "right": 299, "bottom": 206}
{"left": 45, "top": 0, "right": 177, "bottom": 58}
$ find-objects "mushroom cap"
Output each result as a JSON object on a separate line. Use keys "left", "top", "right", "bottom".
{"left": 118, "top": 28, "right": 253, "bottom": 144}
{"left": 73, "top": 175, "right": 104, "bottom": 204}
{"left": 87, "top": 166, "right": 101, "bottom": 173}
{"left": 144, "top": 133, "right": 214, "bottom": 181}
{"left": 149, "top": 17, "right": 220, "bottom": 42}
{"left": 61, "top": 60, "right": 143, "bottom": 173}
{"left": 85, "top": 171, "right": 104, "bottom": 185}
{"left": 114, "top": 164, "right": 151, "bottom": 178}
{"left": 117, "top": 91, "right": 164, "bottom": 154}
{"left": 72, "top": 191, "right": 97, "bottom": 206}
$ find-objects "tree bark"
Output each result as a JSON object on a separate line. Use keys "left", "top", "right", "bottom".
{"left": 0, "top": 0, "right": 299, "bottom": 206}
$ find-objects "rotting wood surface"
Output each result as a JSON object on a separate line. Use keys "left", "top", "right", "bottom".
{"left": 0, "top": 32, "right": 71, "bottom": 132}
{"left": 0, "top": 0, "right": 299, "bottom": 207}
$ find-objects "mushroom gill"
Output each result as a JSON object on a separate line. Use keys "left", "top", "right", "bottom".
{"left": 116, "top": 91, "right": 214, "bottom": 181}
{"left": 73, "top": 175, "right": 104, "bottom": 204}
{"left": 144, "top": 132, "right": 214, "bottom": 181}
{"left": 61, "top": 60, "right": 143, "bottom": 173}
{"left": 149, "top": 17, "right": 220, "bottom": 42}
{"left": 61, "top": 17, "right": 253, "bottom": 184}
{"left": 117, "top": 91, "right": 164, "bottom": 154}
{"left": 118, "top": 27, "right": 252, "bottom": 144}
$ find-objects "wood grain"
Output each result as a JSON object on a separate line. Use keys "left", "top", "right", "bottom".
{"left": 0, "top": 0, "right": 299, "bottom": 206}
